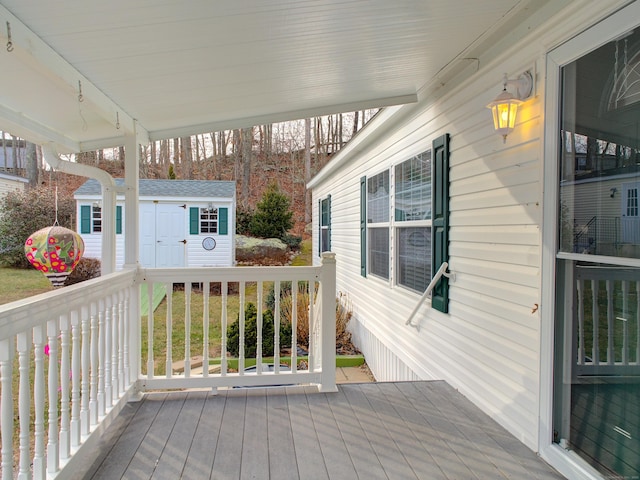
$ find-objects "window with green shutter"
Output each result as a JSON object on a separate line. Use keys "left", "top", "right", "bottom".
{"left": 320, "top": 195, "right": 331, "bottom": 253}
{"left": 431, "top": 133, "right": 450, "bottom": 313}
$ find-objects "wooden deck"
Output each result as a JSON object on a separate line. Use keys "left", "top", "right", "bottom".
{"left": 79, "top": 381, "right": 564, "bottom": 480}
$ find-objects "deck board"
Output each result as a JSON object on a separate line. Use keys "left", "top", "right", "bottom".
{"left": 83, "top": 381, "right": 565, "bottom": 480}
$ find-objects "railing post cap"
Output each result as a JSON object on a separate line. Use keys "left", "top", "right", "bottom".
{"left": 321, "top": 252, "right": 336, "bottom": 262}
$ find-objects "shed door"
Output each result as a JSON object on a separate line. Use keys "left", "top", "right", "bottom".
{"left": 139, "top": 203, "right": 186, "bottom": 268}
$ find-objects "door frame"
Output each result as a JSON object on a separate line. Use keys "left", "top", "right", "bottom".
{"left": 540, "top": 3, "right": 640, "bottom": 479}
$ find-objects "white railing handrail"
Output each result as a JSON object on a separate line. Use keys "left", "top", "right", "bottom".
{"left": 0, "top": 269, "right": 136, "bottom": 340}
{"left": 405, "top": 261, "right": 454, "bottom": 330}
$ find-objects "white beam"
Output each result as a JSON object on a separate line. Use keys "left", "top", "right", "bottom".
{"left": 0, "top": 4, "right": 138, "bottom": 137}
{"left": 0, "top": 104, "right": 79, "bottom": 153}
{"left": 148, "top": 94, "right": 418, "bottom": 142}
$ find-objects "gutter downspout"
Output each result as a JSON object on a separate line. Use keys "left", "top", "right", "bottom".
{"left": 42, "top": 144, "right": 118, "bottom": 275}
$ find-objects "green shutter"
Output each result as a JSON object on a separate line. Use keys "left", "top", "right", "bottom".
{"left": 431, "top": 133, "right": 450, "bottom": 313}
{"left": 327, "top": 194, "right": 331, "bottom": 251}
{"left": 219, "top": 207, "right": 228, "bottom": 235}
{"left": 116, "top": 206, "right": 122, "bottom": 234}
{"left": 318, "top": 199, "right": 322, "bottom": 256}
{"left": 80, "top": 205, "right": 91, "bottom": 234}
{"left": 360, "top": 176, "right": 367, "bottom": 277}
{"left": 189, "top": 207, "right": 199, "bottom": 235}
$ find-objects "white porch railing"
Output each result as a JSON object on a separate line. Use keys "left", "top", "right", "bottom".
{"left": 0, "top": 253, "right": 336, "bottom": 479}
{"left": 575, "top": 266, "right": 640, "bottom": 376}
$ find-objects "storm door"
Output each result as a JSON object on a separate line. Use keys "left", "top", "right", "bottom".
{"left": 553, "top": 21, "right": 640, "bottom": 479}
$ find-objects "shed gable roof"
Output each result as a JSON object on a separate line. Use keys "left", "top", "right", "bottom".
{"left": 74, "top": 178, "right": 236, "bottom": 199}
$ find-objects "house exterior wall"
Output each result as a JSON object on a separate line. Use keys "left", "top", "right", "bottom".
{"left": 0, "top": 173, "right": 27, "bottom": 197}
{"left": 310, "top": 1, "right": 631, "bottom": 456}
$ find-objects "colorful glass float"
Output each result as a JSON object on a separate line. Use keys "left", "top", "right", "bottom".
{"left": 25, "top": 225, "right": 85, "bottom": 287}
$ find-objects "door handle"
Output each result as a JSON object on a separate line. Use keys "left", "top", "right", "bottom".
{"left": 180, "top": 239, "right": 187, "bottom": 244}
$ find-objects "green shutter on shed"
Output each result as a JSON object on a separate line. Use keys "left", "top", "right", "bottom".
{"left": 360, "top": 176, "right": 367, "bottom": 277}
{"left": 219, "top": 207, "right": 228, "bottom": 235}
{"left": 431, "top": 133, "right": 450, "bottom": 313}
{"left": 116, "top": 206, "right": 122, "bottom": 234}
{"left": 80, "top": 205, "right": 91, "bottom": 234}
{"left": 189, "top": 207, "right": 199, "bottom": 235}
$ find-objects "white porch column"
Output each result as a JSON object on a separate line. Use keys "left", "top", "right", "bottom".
{"left": 123, "top": 125, "right": 141, "bottom": 268}
{"left": 319, "top": 252, "right": 337, "bottom": 392}
{"left": 101, "top": 185, "right": 117, "bottom": 274}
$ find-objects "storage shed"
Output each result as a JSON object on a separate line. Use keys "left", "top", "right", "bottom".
{"left": 74, "top": 178, "right": 236, "bottom": 269}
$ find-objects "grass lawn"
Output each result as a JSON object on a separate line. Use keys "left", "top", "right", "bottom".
{"left": 0, "top": 267, "right": 54, "bottom": 305}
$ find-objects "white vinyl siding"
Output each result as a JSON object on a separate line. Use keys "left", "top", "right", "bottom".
{"left": 311, "top": 32, "right": 549, "bottom": 451}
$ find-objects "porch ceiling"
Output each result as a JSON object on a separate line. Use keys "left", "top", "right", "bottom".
{"left": 1, "top": 0, "right": 548, "bottom": 152}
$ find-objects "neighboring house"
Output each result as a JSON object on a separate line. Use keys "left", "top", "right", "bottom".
{"left": 0, "top": 172, "right": 28, "bottom": 197}
{"left": 309, "top": 3, "right": 640, "bottom": 479}
{"left": 74, "top": 178, "right": 236, "bottom": 269}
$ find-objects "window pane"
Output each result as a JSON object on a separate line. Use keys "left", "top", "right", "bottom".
{"left": 367, "top": 171, "right": 389, "bottom": 223}
{"left": 321, "top": 228, "right": 330, "bottom": 252}
{"left": 558, "top": 28, "right": 640, "bottom": 258}
{"left": 321, "top": 198, "right": 330, "bottom": 226}
{"left": 92, "top": 206, "right": 102, "bottom": 233}
{"left": 395, "top": 151, "right": 431, "bottom": 221}
{"left": 397, "top": 227, "right": 431, "bottom": 292}
{"left": 368, "top": 227, "right": 389, "bottom": 279}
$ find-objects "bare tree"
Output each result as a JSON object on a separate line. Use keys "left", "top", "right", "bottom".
{"left": 240, "top": 127, "right": 253, "bottom": 206}
{"left": 25, "top": 141, "right": 38, "bottom": 188}
{"left": 304, "top": 118, "right": 312, "bottom": 224}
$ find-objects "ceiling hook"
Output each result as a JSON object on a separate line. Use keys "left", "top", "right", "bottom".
{"left": 78, "top": 80, "right": 84, "bottom": 102}
{"left": 6, "top": 21, "right": 14, "bottom": 52}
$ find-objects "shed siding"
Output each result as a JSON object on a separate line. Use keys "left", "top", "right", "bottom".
{"left": 312, "top": 40, "right": 549, "bottom": 449}
{"left": 0, "top": 177, "right": 26, "bottom": 197}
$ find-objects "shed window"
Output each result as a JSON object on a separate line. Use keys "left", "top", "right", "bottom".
{"left": 92, "top": 205, "right": 102, "bottom": 232}
{"left": 200, "top": 207, "right": 218, "bottom": 234}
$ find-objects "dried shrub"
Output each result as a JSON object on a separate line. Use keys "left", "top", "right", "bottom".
{"left": 280, "top": 283, "right": 311, "bottom": 349}
{"left": 64, "top": 257, "right": 101, "bottom": 285}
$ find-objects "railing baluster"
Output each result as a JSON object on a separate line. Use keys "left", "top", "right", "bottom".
{"left": 291, "top": 280, "right": 298, "bottom": 373}
{"left": 47, "top": 319, "right": 60, "bottom": 474}
{"left": 621, "top": 281, "right": 629, "bottom": 365}
{"left": 98, "top": 300, "right": 106, "bottom": 417}
{"left": 71, "top": 310, "right": 81, "bottom": 447}
{"left": 17, "top": 331, "right": 31, "bottom": 480}
{"left": 637, "top": 281, "right": 640, "bottom": 365}
{"left": 118, "top": 292, "right": 125, "bottom": 394}
{"left": 89, "top": 302, "right": 98, "bottom": 426}
{"left": 606, "top": 280, "right": 614, "bottom": 364}
{"left": 0, "top": 338, "right": 14, "bottom": 480}
{"left": 309, "top": 281, "right": 316, "bottom": 373}
{"left": 165, "top": 282, "right": 172, "bottom": 378}
{"left": 591, "top": 280, "right": 599, "bottom": 365}
{"left": 274, "top": 281, "right": 280, "bottom": 373}
{"left": 239, "top": 281, "right": 246, "bottom": 374}
{"left": 60, "top": 314, "right": 71, "bottom": 459}
{"left": 33, "top": 325, "right": 46, "bottom": 479}
{"left": 80, "top": 306, "right": 90, "bottom": 436}
{"left": 123, "top": 290, "right": 131, "bottom": 388}
{"left": 221, "top": 282, "right": 228, "bottom": 375}
{"left": 257, "top": 281, "right": 263, "bottom": 373}
{"left": 104, "top": 297, "right": 113, "bottom": 409}
{"left": 577, "top": 279, "right": 584, "bottom": 365}
{"left": 184, "top": 282, "right": 192, "bottom": 377}
{"left": 111, "top": 294, "right": 119, "bottom": 401}
{"left": 203, "top": 282, "right": 210, "bottom": 377}
{"left": 147, "top": 282, "right": 155, "bottom": 379}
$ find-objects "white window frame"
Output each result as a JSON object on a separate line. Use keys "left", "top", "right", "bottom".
{"left": 200, "top": 207, "right": 218, "bottom": 234}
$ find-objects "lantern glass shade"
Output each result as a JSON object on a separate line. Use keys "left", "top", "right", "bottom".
{"left": 487, "top": 89, "right": 523, "bottom": 142}
{"left": 25, "top": 225, "right": 85, "bottom": 287}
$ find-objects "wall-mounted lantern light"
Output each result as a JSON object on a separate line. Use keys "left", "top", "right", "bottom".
{"left": 487, "top": 71, "right": 534, "bottom": 143}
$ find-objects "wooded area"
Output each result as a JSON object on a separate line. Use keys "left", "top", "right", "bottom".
{"left": 0, "top": 110, "right": 378, "bottom": 236}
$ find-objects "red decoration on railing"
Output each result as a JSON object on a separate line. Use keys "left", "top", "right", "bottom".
{"left": 25, "top": 225, "right": 85, "bottom": 287}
